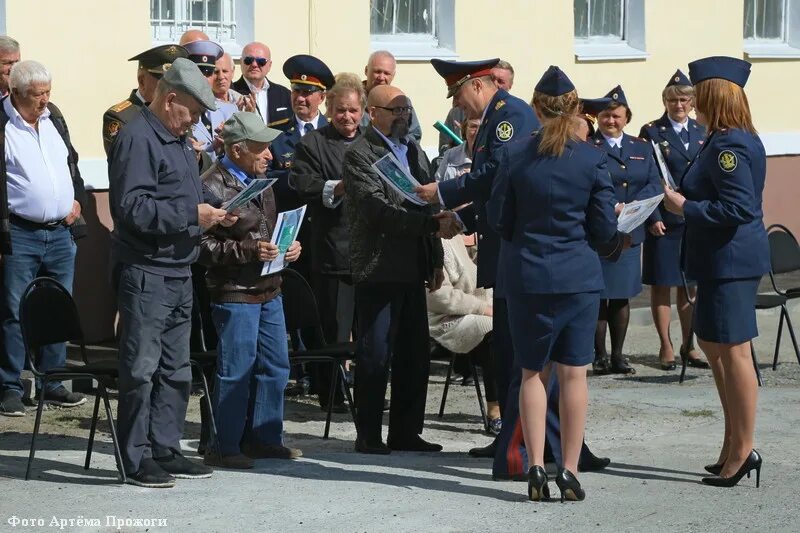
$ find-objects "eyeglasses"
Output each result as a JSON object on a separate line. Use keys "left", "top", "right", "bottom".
{"left": 243, "top": 56, "right": 270, "bottom": 67}
{"left": 373, "top": 105, "right": 413, "bottom": 116}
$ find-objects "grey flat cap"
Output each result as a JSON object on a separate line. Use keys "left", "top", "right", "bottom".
{"left": 162, "top": 57, "right": 216, "bottom": 111}
{"left": 222, "top": 112, "right": 282, "bottom": 144}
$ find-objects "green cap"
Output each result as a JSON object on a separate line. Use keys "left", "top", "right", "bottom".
{"left": 221, "top": 112, "right": 282, "bottom": 144}
{"left": 161, "top": 57, "right": 216, "bottom": 111}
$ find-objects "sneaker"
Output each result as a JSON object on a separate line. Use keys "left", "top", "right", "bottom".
{"left": 37, "top": 386, "right": 87, "bottom": 407}
{"left": 203, "top": 452, "right": 254, "bottom": 470}
{"left": 154, "top": 452, "right": 213, "bottom": 479}
{"left": 0, "top": 390, "right": 25, "bottom": 417}
{"left": 125, "top": 458, "right": 175, "bottom": 488}
{"left": 488, "top": 417, "right": 502, "bottom": 435}
{"left": 242, "top": 442, "right": 303, "bottom": 460}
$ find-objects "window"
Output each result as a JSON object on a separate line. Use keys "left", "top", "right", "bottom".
{"left": 573, "top": 0, "right": 647, "bottom": 61}
{"left": 370, "top": 0, "right": 456, "bottom": 60}
{"left": 744, "top": 0, "right": 800, "bottom": 57}
{"left": 150, "top": 0, "right": 254, "bottom": 56}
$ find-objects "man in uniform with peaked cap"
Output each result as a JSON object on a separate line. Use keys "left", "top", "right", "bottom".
{"left": 102, "top": 44, "right": 188, "bottom": 155}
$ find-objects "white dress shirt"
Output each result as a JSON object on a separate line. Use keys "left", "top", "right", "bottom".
{"left": 602, "top": 132, "right": 624, "bottom": 149}
{"left": 668, "top": 116, "right": 690, "bottom": 150}
{"left": 245, "top": 78, "right": 270, "bottom": 123}
{"left": 296, "top": 113, "right": 321, "bottom": 137}
{"left": 3, "top": 97, "right": 74, "bottom": 223}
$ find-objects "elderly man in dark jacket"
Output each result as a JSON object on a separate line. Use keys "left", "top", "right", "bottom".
{"left": 343, "top": 85, "right": 461, "bottom": 454}
{"left": 199, "top": 112, "right": 303, "bottom": 469}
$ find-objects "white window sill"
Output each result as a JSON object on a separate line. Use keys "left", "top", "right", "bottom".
{"left": 574, "top": 42, "right": 648, "bottom": 62}
{"left": 744, "top": 42, "right": 800, "bottom": 59}
{"left": 370, "top": 38, "right": 457, "bottom": 61}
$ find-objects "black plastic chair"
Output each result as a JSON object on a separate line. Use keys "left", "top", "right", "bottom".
{"left": 280, "top": 268, "right": 356, "bottom": 439}
{"left": 679, "top": 272, "right": 763, "bottom": 386}
{"left": 765, "top": 224, "right": 800, "bottom": 369}
{"left": 19, "top": 277, "right": 125, "bottom": 482}
{"left": 435, "top": 343, "right": 489, "bottom": 433}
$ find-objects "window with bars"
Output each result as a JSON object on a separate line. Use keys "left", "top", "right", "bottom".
{"left": 370, "top": 0, "right": 456, "bottom": 59}
{"left": 151, "top": 0, "right": 237, "bottom": 46}
{"left": 744, "top": 0, "right": 800, "bottom": 56}
{"left": 573, "top": 0, "right": 646, "bottom": 61}
{"left": 574, "top": 0, "right": 625, "bottom": 42}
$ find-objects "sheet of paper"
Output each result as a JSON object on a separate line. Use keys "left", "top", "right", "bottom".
{"left": 371, "top": 152, "right": 427, "bottom": 206}
{"left": 261, "top": 205, "right": 306, "bottom": 276}
{"left": 222, "top": 178, "right": 277, "bottom": 211}
{"left": 617, "top": 194, "right": 664, "bottom": 234}
{"left": 651, "top": 141, "right": 677, "bottom": 190}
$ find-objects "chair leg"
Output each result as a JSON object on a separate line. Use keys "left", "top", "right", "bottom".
{"left": 194, "top": 363, "right": 220, "bottom": 461}
{"left": 100, "top": 385, "right": 126, "bottom": 484}
{"left": 750, "top": 341, "right": 764, "bottom": 387}
{"left": 470, "top": 359, "right": 489, "bottom": 433}
{"left": 323, "top": 363, "right": 338, "bottom": 439}
{"left": 772, "top": 307, "right": 786, "bottom": 370}
{"left": 338, "top": 363, "right": 357, "bottom": 428}
{"left": 438, "top": 354, "right": 455, "bottom": 418}
{"left": 25, "top": 378, "right": 48, "bottom": 481}
{"left": 782, "top": 305, "right": 800, "bottom": 366}
{"left": 679, "top": 329, "right": 690, "bottom": 384}
{"left": 85, "top": 392, "right": 101, "bottom": 470}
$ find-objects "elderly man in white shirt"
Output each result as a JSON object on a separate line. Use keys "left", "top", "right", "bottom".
{"left": 0, "top": 60, "right": 87, "bottom": 417}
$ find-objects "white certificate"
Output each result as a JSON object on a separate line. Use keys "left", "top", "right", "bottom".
{"left": 617, "top": 194, "right": 664, "bottom": 234}
{"left": 261, "top": 205, "right": 306, "bottom": 276}
{"left": 371, "top": 152, "right": 427, "bottom": 206}
{"left": 651, "top": 141, "right": 677, "bottom": 190}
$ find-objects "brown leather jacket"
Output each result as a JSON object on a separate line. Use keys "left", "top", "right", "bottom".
{"left": 198, "top": 161, "right": 281, "bottom": 303}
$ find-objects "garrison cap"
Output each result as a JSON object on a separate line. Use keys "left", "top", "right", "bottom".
{"left": 688, "top": 56, "right": 751, "bottom": 88}
{"left": 183, "top": 40, "right": 224, "bottom": 75}
{"left": 162, "top": 57, "right": 217, "bottom": 111}
{"left": 603, "top": 85, "right": 629, "bottom": 107}
{"left": 221, "top": 111, "right": 281, "bottom": 144}
{"left": 534, "top": 66, "right": 575, "bottom": 97}
{"left": 580, "top": 97, "right": 614, "bottom": 116}
{"left": 282, "top": 54, "right": 335, "bottom": 92}
{"left": 430, "top": 58, "right": 500, "bottom": 98}
{"left": 128, "top": 44, "right": 188, "bottom": 77}
{"left": 665, "top": 69, "right": 691, "bottom": 88}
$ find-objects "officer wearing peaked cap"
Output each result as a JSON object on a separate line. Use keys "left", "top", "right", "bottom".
{"left": 102, "top": 44, "right": 188, "bottom": 155}
{"left": 183, "top": 39, "right": 224, "bottom": 76}
{"left": 638, "top": 70, "right": 708, "bottom": 370}
{"left": 420, "top": 58, "right": 539, "bottom": 469}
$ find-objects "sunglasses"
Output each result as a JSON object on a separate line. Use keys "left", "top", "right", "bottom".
{"left": 243, "top": 56, "right": 270, "bottom": 67}
{"left": 373, "top": 105, "right": 413, "bottom": 116}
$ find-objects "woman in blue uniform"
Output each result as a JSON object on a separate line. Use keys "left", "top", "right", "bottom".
{"left": 663, "top": 56, "right": 769, "bottom": 488}
{"left": 590, "top": 87, "right": 662, "bottom": 375}
{"left": 487, "top": 66, "right": 627, "bottom": 502}
{"left": 639, "top": 70, "right": 709, "bottom": 371}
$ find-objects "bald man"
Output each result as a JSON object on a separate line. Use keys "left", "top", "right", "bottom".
{"left": 343, "top": 84, "right": 460, "bottom": 454}
{"left": 179, "top": 29, "right": 209, "bottom": 45}
{"left": 231, "top": 41, "right": 292, "bottom": 131}
{"left": 360, "top": 51, "right": 421, "bottom": 141}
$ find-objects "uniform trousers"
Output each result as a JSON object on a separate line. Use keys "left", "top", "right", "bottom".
{"left": 115, "top": 265, "right": 193, "bottom": 474}
{"left": 354, "top": 282, "right": 430, "bottom": 443}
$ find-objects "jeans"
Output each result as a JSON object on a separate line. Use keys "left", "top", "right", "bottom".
{"left": 211, "top": 296, "right": 289, "bottom": 455}
{"left": 0, "top": 222, "right": 76, "bottom": 396}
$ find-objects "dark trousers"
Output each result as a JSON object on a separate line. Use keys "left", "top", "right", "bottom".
{"left": 310, "top": 272, "right": 355, "bottom": 405}
{"left": 354, "top": 282, "right": 430, "bottom": 443}
{"left": 115, "top": 265, "right": 193, "bottom": 474}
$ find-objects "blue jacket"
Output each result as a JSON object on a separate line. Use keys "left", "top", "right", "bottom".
{"left": 268, "top": 114, "right": 329, "bottom": 210}
{"left": 591, "top": 131, "right": 662, "bottom": 245}
{"left": 487, "top": 135, "right": 620, "bottom": 294}
{"left": 681, "top": 128, "right": 770, "bottom": 280}
{"left": 438, "top": 89, "right": 540, "bottom": 288}
{"left": 639, "top": 114, "right": 706, "bottom": 227}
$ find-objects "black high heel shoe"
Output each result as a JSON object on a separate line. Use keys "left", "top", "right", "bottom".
{"left": 704, "top": 462, "right": 723, "bottom": 475}
{"left": 555, "top": 469, "right": 585, "bottom": 502}
{"left": 527, "top": 465, "right": 550, "bottom": 501}
{"left": 701, "top": 450, "right": 762, "bottom": 488}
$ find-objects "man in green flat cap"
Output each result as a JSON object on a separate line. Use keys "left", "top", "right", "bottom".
{"left": 198, "top": 112, "right": 303, "bottom": 469}
{"left": 109, "top": 57, "right": 234, "bottom": 488}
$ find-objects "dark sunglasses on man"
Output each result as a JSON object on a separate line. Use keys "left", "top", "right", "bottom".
{"left": 243, "top": 56, "right": 270, "bottom": 67}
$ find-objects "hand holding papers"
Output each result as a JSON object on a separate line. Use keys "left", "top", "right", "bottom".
{"left": 222, "top": 178, "right": 277, "bottom": 211}
{"left": 372, "top": 153, "right": 427, "bottom": 206}
{"left": 617, "top": 194, "right": 664, "bottom": 234}
{"left": 261, "top": 205, "right": 306, "bottom": 276}
{"left": 651, "top": 141, "right": 677, "bottom": 190}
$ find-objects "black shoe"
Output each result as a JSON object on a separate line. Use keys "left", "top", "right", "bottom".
{"left": 37, "top": 386, "right": 86, "bottom": 407}
{"left": 610, "top": 355, "right": 636, "bottom": 375}
{"left": 387, "top": 435, "right": 443, "bottom": 452}
{"left": 125, "top": 458, "right": 175, "bottom": 488}
{"left": 704, "top": 462, "right": 724, "bottom": 475}
{"left": 154, "top": 452, "right": 213, "bottom": 479}
{"left": 320, "top": 402, "right": 348, "bottom": 414}
{"left": 660, "top": 360, "right": 677, "bottom": 371}
{"left": 355, "top": 437, "right": 391, "bottom": 455}
{"left": 0, "top": 390, "right": 25, "bottom": 417}
{"left": 468, "top": 439, "right": 497, "bottom": 458}
{"left": 592, "top": 356, "right": 612, "bottom": 375}
{"left": 555, "top": 469, "right": 585, "bottom": 502}
{"left": 701, "top": 450, "right": 762, "bottom": 488}
{"left": 578, "top": 451, "right": 611, "bottom": 472}
{"left": 527, "top": 465, "right": 550, "bottom": 501}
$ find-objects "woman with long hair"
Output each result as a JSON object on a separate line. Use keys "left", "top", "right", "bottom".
{"left": 663, "top": 56, "right": 769, "bottom": 487}
{"left": 487, "top": 66, "right": 627, "bottom": 502}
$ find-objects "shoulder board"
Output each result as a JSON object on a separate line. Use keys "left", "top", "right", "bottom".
{"left": 718, "top": 128, "right": 730, "bottom": 135}
{"left": 495, "top": 100, "right": 506, "bottom": 111}
{"left": 110, "top": 100, "right": 133, "bottom": 113}
{"left": 267, "top": 117, "right": 290, "bottom": 127}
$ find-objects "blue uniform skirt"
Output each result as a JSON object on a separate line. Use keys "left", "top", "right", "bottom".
{"left": 694, "top": 277, "right": 760, "bottom": 344}
{"left": 600, "top": 245, "right": 642, "bottom": 299}
{"left": 506, "top": 292, "right": 600, "bottom": 371}
{"left": 642, "top": 226, "right": 684, "bottom": 287}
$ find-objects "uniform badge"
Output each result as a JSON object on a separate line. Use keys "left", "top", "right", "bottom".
{"left": 674, "top": 76, "right": 681, "bottom": 83}
{"left": 718, "top": 150, "right": 737, "bottom": 172}
{"left": 300, "top": 74, "right": 307, "bottom": 80}
{"left": 110, "top": 100, "right": 132, "bottom": 113}
{"left": 202, "top": 55, "right": 208, "bottom": 63}
{"left": 105, "top": 120, "right": 121, "bottom": 138}
{"left": 612, "top": 92, "right": 619, "bottom": 100}
{"left": 496, "top": 121, "right": 513, "bottom": 142}
{"left": 495, "top": 100, "right": 506, "bottom": 111}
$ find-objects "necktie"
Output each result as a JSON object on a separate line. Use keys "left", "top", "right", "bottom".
{"left": 613, "top": 143, "right": 622, "bottom": 157}
{"left": 679, "top": 127, "right": 689, "bottom": 144}
{"left": 303, "top": 122, "right": 314, "bottom": 134}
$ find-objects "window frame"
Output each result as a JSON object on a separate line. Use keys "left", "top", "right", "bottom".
{"left": 573, "top": 0, "right": 648, "bottom": 62}
{"left": 369, "top": 0, "right": 457, "bottom": 60}
{"left": 744, "top": 0, "right": 800, "bottom": 58}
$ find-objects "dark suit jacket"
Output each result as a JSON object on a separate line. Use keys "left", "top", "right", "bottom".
{"left": 231, "top": 76, "right": 292, "bottom": 131}
{"left": 343, "top": 125, "right": 443, "bottom": 285}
